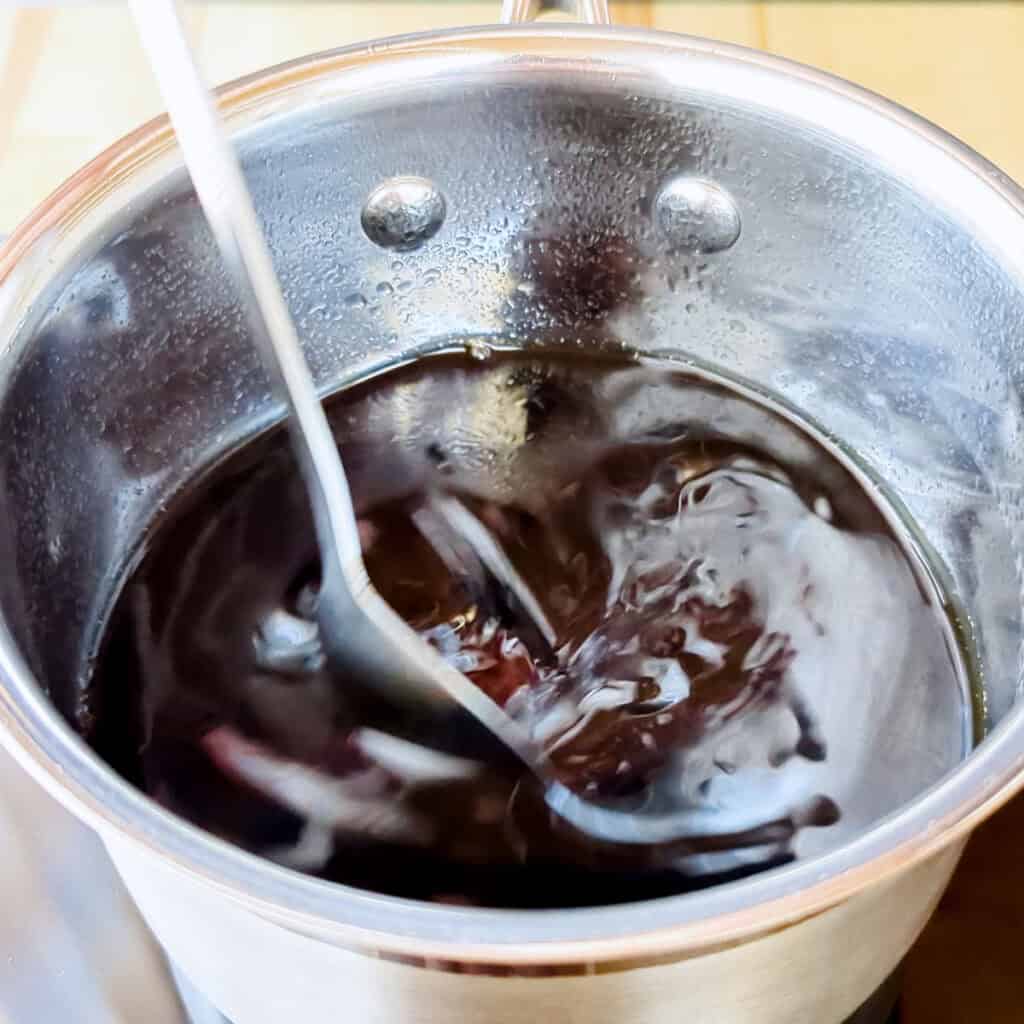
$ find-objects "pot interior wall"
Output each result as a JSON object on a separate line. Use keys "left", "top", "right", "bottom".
{"left": 1, "top": 62, "right": 1022, "bottom": 766}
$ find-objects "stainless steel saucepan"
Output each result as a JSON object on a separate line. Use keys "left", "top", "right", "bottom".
{"left": 2, "top": 2, "right": 1024, "bottom": 1021}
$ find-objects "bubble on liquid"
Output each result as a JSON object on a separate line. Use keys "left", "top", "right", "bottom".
{"left": 466, "top": 340, "right": 493, "bottom": 362}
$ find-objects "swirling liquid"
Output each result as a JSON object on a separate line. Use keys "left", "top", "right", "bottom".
{"left": 83, "top": 352, "right": 972, "bottom": 907}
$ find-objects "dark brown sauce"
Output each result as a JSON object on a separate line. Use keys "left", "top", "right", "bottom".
{"left": 83, "top": 353, "right": 970, "bottom": 907}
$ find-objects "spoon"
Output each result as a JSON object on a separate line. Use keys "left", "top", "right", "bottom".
{"left": 129, "top": 0, "right": 797, "bottom": 852}
{"left": 129, "top": 0, "right": 538, "bottom": 769}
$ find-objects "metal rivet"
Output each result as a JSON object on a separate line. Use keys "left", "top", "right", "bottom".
{"left": 653, "top": 176, "right": 741, "bottom": 254}
{"left": 361, "top": 177, "right": 446, "bottom": 251}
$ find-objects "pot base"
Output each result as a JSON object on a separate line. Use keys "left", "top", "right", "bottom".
{"left": 169, "top": 960, "right": 903, "bottom": 1023}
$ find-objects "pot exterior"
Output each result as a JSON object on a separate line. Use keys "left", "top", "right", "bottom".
{"left": 105, "top": 833, "right": 963, "bottom": 1024}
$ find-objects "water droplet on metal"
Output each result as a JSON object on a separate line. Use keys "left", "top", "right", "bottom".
{"left": 361, "top": 177, "right": 446, "bottom": 251}
{"left": 653, "top": 176, "right": 741, "bottom": 254}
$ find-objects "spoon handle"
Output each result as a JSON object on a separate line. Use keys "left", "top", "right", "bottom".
{"left": 130, "top": 0, "right": 365, "bottom": 583}
{"left": 130, "top": 0, "right": 543, "bottom": 774}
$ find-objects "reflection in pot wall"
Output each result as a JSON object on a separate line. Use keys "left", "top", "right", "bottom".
{"left": 0, "top": 745, "right": 181, "bottom": 1022}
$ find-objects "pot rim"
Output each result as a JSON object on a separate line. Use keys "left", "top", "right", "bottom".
{"left": 2, "top": 22, "right": 1024, "bottom": 966}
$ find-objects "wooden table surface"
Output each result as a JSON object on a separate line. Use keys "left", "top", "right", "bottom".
{"left": 1, "top": 3, "right": 1023, "bottom": 1022}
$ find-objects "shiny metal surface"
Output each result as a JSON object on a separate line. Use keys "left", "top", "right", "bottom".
{"left": 0, "top": 745, "right": 186, "bottom": 1024}
{"left": 653, "top": 176, "right": 742, "bottom": 253}
{"left": 0, "top": 12, "right": 1023, "bottom": 1024}
{"left": 501, "top": 0, "right": 612, "bottom": 25}
{"left": 361, "top": 176, "right": 448, "bottom": 251}
{"left": 171, "top": 964, "right": 228, "bottom": 1024}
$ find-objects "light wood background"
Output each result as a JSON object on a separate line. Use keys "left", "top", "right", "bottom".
{"left": 1, "top": 3, "right": 1024, "bottom": 1022}
{"left": 2, "top": 3, "right": 1024, "bottom": 230}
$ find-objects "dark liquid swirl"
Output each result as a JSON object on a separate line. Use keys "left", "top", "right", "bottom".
{"left": 83, "top": 354, "right": 970, "bottom": 907}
